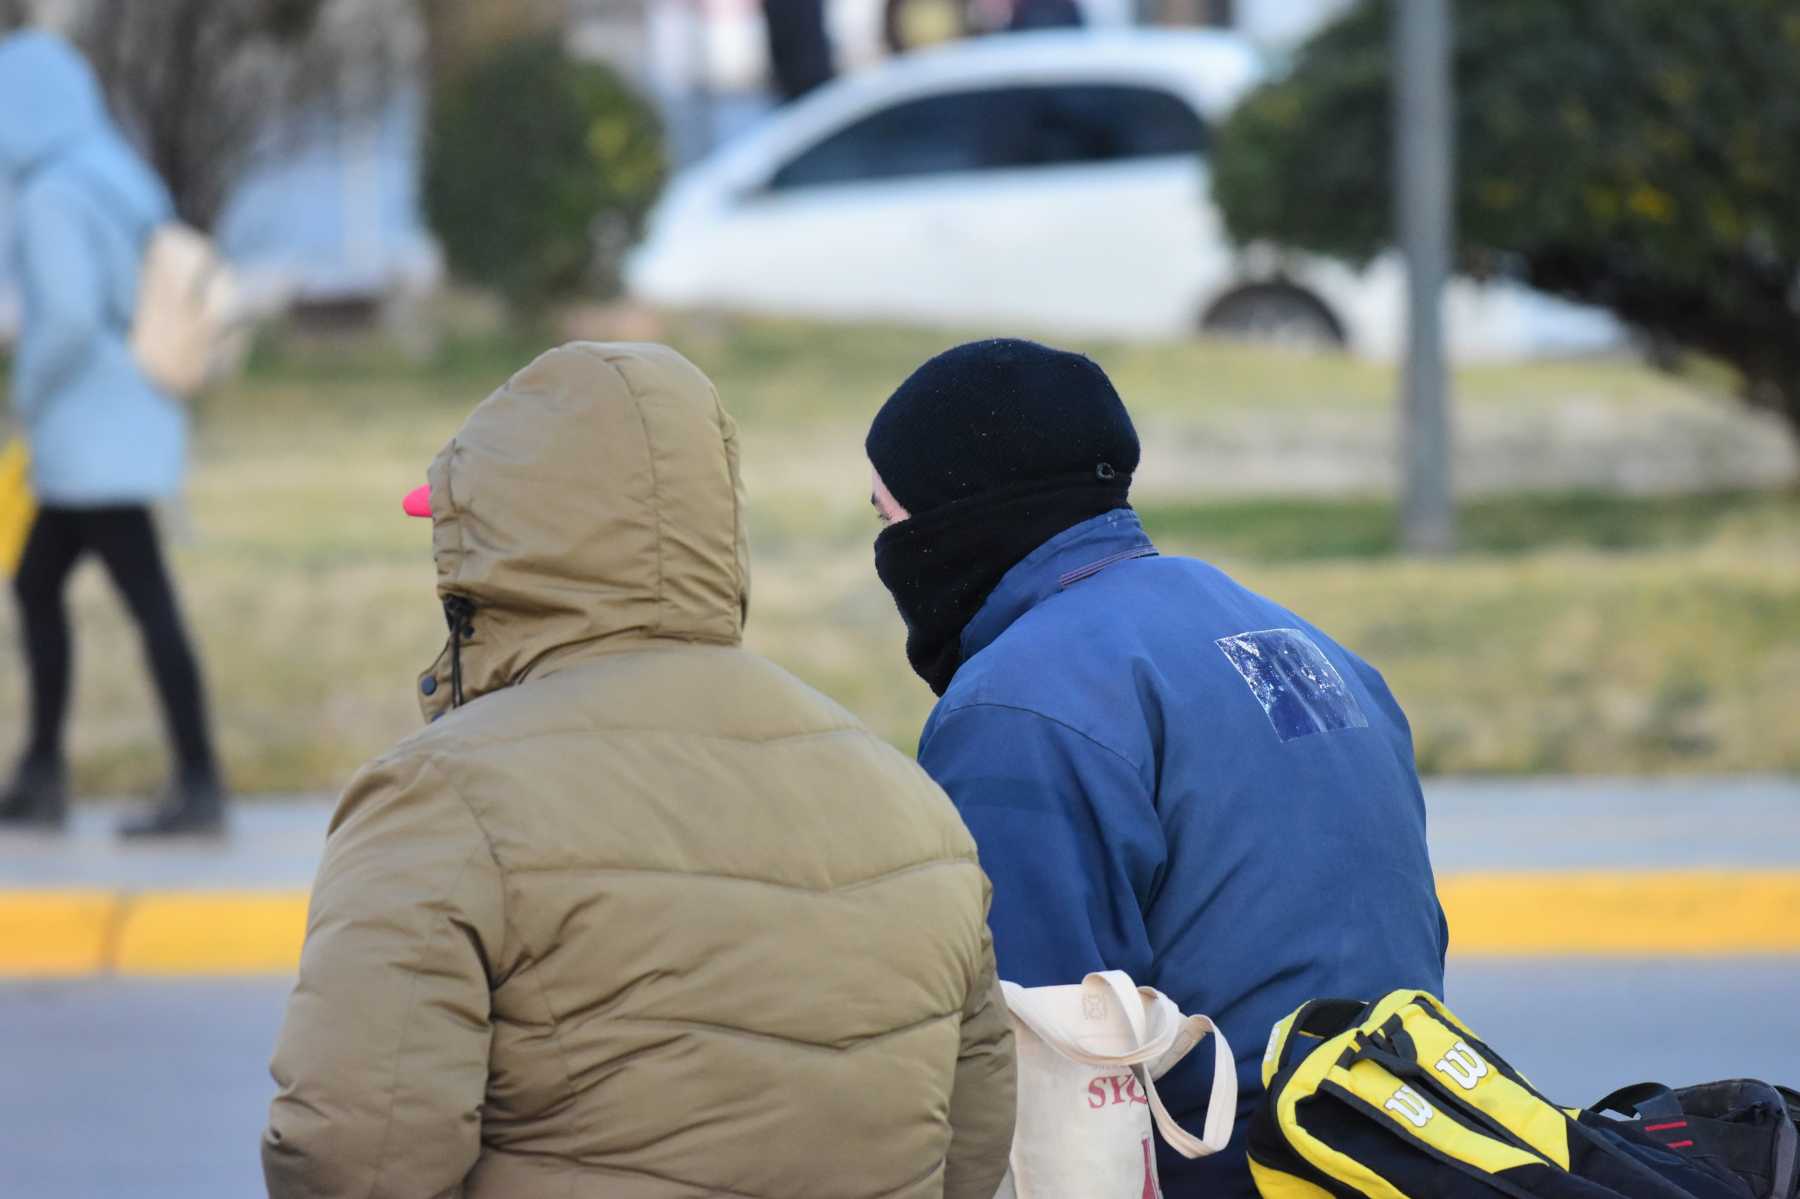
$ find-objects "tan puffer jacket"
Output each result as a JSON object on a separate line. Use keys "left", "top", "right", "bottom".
{"left": 263, "top": 343, "right": 1015, "bottom": 1199}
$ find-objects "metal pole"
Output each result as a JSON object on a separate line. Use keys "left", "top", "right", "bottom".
{"left": 688, "top": 0, "right": 715, "bottom": 160}
{"left": 1394, "top": 0, "right": 1456, "bottom": 554}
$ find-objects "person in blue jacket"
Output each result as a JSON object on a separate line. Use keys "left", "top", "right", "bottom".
{"left": 867, "top": 339, "right": 1448, "bottom": 1197}
{"left": 0, "top": 32, "right": 225, "bottom": 837}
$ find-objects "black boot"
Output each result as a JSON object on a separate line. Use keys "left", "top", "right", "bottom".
{"left": 0, "top": 760, "right": 69, "bottom": 830}
{"left": 118, "top": 776, "right": 227, "bottom": 839}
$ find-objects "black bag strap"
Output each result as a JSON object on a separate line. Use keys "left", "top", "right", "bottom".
{"left": 1592, "top": 1083, "right": 1687, "bottom": 1124}
{"left": 1768, "top": 1088, "right": 1798, "bottom": 1199}
{"left": 1271, "top": 997, "right": 1370, "bottom": 1078}
{"left": 1776, "top": 1118, "right": 1797, "bottom": 1199}
{"left": 1292, "top": 997, "right": 1372, "bottom": 1038}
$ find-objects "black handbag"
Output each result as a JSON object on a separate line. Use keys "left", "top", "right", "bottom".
{"left": 1590, "top": 1080, "right": 1800, "bottom": 1199}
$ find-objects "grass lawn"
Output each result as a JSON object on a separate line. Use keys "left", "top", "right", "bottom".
{"left": 2, "top": 314, "right": 1796, "bottom": 795}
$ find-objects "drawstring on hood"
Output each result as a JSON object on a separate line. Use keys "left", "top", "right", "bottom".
{"left": 442, "top": 595, "right": 476, "bottom": 709}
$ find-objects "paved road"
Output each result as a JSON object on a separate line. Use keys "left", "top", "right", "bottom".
{"left": 4, "top": 959, "right": 1798, "bottom": 1198}
{"left": 4, "top": 778, "right": 1796, "bottom": 1194}
{"left": 7, "top": 776, "right": 1798, "bottom": 890}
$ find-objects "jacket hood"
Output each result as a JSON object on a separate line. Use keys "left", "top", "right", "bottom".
{"left": 419, "top": 342, "right": 750, "bottom": 719}
{"left": 0, "top": 31, "right": 107, "bottom": 176}
{"left": 0, "top": 31, "right": 170, "bottom": 229}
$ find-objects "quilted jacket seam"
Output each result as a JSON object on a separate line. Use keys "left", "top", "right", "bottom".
{"left": 420, "top": 723, "right": 871, "bottom": 754}
{"left": 425, "top": 753, "right": 583, "bottom": 1143}
{"left": 361, "top": 755, "right": 495, "bottom": 1199}
{"left": 502, "top": 857, "right": 983, "bottom": 894}
{"left": 611, "top": 1009, "right": 960, "bottom": 1054}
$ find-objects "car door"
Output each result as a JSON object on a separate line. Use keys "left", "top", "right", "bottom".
{"left": 921, "top": 79, "right": 1226, "bottom": 337}
{"left": 693, "top": 87, "right": 1028, "bottom": 324}
{"left": 698, "top": 78, "right": 1219, "bottom": 335}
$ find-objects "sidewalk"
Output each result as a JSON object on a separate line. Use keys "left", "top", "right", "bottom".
{"left": 3, "top": 777, "right": 1798, "bottom": 976}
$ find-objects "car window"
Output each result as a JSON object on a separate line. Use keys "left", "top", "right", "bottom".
{"left": 1025, "top": 83, "right": 1208, "bottom": 165}
{"left": 767, "top": 83, "right": 1205, "bottom": 191}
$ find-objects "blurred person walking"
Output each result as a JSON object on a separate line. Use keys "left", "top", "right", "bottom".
{"left": 865, "top": 339, "right": 1448, "bottom": 1197}
{"left": 764, "top": 0, "right": 835, "bottom": 101}
{"left": 1004, "top": 0, "right": 1085, "bottom": 32}
{"left": 883, "top": 0, "right": 1083, "bottom": 52}
{"left": 264, "top": 343, "right": 1015, "bottom": 1199}
{"left": 0, "top": 32, "right": 224, "bottom": 838}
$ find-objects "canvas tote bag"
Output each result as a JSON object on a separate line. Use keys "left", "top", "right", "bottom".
{"left": 995, "top": 971, "right": 1237, "bottom": 1199}
{"left": 130, "top": 222, "right": 242, "bottom": 400}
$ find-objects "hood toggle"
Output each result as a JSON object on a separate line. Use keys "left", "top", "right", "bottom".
{"left": 442, "top": 594, "right": 476, "bottom": 709}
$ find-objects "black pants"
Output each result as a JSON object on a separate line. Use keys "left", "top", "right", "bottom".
{"left": 12, "top": 506, "right": 217, "bottom": 782}
{"left": 764, "top": 0, "right": 834, "bottom": 101}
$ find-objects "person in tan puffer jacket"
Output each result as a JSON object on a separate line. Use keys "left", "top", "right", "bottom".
{"left": 263, "top": 342, "right": 1015, "bottom": 1199}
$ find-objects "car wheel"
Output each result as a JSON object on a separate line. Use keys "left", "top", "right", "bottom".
{"left": 1201, "top": 284, "right": 1345, "bottom": 350}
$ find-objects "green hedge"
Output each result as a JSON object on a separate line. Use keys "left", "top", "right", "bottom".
{"left": 425, "top": 37, "right": 666, "bottom": 308}
{"left": 1212, "top": 0, "right": 1800, "bottom": 434}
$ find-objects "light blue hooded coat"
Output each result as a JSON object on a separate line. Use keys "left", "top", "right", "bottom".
{"left": 0, "top": 31, "right": 185, "bottom": 505}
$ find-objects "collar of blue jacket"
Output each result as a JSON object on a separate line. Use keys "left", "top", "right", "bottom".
{"left": 959, "top": 507, "right": 1157, "bottom": 663}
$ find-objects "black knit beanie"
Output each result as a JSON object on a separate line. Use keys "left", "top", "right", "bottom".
{"left": 866, "top": 338, "right": 1140, "bottom": 514}
{"left": 866, "top": 339, "right": 1140, "bottom": 695}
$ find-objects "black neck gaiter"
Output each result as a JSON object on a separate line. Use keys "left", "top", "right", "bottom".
{"left": 873, "top": 473, "right": 1132, "bottom": 696}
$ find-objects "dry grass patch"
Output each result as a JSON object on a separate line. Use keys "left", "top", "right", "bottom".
{"left": 0, "top": 318, "right": 1794, "bottom": 795}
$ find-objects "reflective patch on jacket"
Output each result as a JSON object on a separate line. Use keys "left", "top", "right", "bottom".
{"left": 1215, "top": 628, "right": 1370, "bottom": 743}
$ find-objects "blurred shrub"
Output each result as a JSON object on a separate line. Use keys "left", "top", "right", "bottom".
{"left": 425, "top": 37, "right": 665, "bottom": 309}
{"left": 1212, "top": 0, "right": 1800, "bottom": 435}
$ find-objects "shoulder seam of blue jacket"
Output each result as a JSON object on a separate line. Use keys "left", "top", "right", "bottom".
{"left": 923, "top": 699, "right": 1147, "bottom": 777}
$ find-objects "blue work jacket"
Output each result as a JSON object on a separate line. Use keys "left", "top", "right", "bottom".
{"left": 917, "top": 509, "right": 1449, "bottom": 1197}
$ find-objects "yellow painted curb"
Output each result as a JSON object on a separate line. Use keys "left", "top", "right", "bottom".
{"left": 0, "top": 889, "right": 309, "bottom": 979}
{"left": 1439, "top": 870, "right": 1800, "bottom": 957}
{"left": 2, "top": 872, "right": 1798, "bottom": 977}
{"left": 114, "top": 891, "right": 310, "bottom": 976}
{"left": 0, "top": 890, "right": 115, "bottom": 977}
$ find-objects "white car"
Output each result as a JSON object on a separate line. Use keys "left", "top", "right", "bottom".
{"left": 626, "top": 29, "right": 1623, "bottom": 361}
